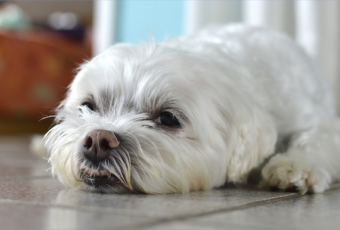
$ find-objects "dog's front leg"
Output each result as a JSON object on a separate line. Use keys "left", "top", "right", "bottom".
{"left": 260, "top": 119, "right": 340, "bottom": 194}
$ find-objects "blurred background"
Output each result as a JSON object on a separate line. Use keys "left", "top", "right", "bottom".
{"left": 0, "top": 0, "right": 339, "bottom": 136}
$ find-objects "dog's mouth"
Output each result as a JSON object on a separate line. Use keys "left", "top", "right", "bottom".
{"left": 80, "top": 167, "right": 120, "bottom": 187}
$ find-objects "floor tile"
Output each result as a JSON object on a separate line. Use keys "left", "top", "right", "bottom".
{"left": 0, "top": 136, "right": 49, "bottom": 179}
{"left": 145, "top": 220, "right": 270, "bottom": 230}
{"left": 146, "top": 187, "right": 340, "bottom": 229}
{"left": 0, "top": 157, "right": 49, "bottom": 179}
{"left": 0, "top": 136, "right": 32, "bottom": 155}
{"left": 0, "top": 178, "right": 296, "bottom": 219}
{"left": 0, "top": 178, "right": 65, "bottom": 201}
{"left": 3, "top": 136, "right": 339, "bottom": 229}
{"left": 0, "top": 203, "right": 152, "bottom": 229}
{"left": 61, "top": 185, "right": 296, "bottom": 219}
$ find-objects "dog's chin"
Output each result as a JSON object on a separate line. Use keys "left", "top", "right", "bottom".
{"left": 79, "top": 171, "right": 133, "bottom": 194}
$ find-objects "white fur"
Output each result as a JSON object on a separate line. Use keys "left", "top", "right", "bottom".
{"left": 45, "top": 24, "right": 340, "bottom": 194}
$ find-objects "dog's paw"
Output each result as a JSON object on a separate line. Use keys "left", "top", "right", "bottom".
{"left": 260, "top": 154, "right": 331, "bottom": 194}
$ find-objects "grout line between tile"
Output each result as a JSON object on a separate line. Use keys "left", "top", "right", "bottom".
{"left": 132, "top": 184, "right": 340, "bottom": 229}
{"left": 0, "top": 193, "right": 299, "bottom": 229}
{"left": 0, "top": 193, "right": 300, "bottom": 229}
{"left": 1, "top": 184, "right": 339, "bottom": 229}
{"left": 122, "top": 193, "right": 302, "bottom": 229}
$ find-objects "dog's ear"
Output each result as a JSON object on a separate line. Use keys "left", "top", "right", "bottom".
{"left": 226, "top": 107, "right": 277, "bottom": 183}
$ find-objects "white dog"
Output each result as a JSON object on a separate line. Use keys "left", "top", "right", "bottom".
{"left": 45, "top": 25, "right": 340, "bottom": 194}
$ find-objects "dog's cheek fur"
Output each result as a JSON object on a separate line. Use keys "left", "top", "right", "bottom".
{"left": 45, "top": 101, "right": 231, "bottom": 194}
{"left": 45, "top": 34, "right": 278, "bottom": 194}
{"left": 226, "top": 106, "right": 277, "bottom": 182}
{"left": 201, "top": 89, "right": 277, "bottom": 185}
{"left": 45, "top": 118, "right": 82, "bottom": 187}
{"left": 116, "top": 112, "right": 228, "bottom": 193}
{"left": 181, "top": 66, "right": 278, "bottom": 185}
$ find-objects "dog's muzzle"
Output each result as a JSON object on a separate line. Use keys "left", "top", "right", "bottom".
{"left": 82, "top": 130, "right": 120, "bottom": 187}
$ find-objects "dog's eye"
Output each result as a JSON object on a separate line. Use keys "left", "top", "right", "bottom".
{"left": 156, "top": 112, "right": 180, "bottom": 127}
{"left": 82, "top": 102, "right": 95, "bottom": 111}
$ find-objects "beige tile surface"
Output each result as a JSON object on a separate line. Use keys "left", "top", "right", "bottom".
{"left": 0, "top": 136, "right": 49, "bottom": 179}
{"left": 146, "top": 187, "right": 340, "bottom": 230}
{"left": 0, "top": 157, "right": 50, "bottom": 179}
{"left": 0, "top": 136, "right": 339, "bottom": 229}
{"left": 0, "top": 136, "right": 33, "bottom": 154}
{"left": 0, "top": 178, "right": 297, "bottom": 219}
{"left": 0, "top": 203, "right": 152, "bottom": 229}
{"left": 145, "top": 220, "right": 273, "bottom": 230}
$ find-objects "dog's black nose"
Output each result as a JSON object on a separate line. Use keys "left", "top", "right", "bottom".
{"left": 83, "top": 130, "right": 120, "bottom": 164}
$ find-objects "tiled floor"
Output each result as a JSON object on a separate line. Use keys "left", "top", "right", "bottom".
{"left": 1, "top": 137, "right": 340, "bottom": 229}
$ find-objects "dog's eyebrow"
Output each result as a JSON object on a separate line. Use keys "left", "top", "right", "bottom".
{"left": 98, "top": 89, "right": 117, "bottom": 114}
{"left": 80, "top": 94, "right": 97, "bottom": 110}
{"left": 82, "top": 94, "right": 95, "bottom": 104}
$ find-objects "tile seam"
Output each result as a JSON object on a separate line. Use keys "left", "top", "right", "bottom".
{"left": 0, "top": 193, "right": 299, "bottom": 229}
{"left": 120, "top": 193, "right": 302, "bottom": 229}
{"left": 1, "top": 184, "right": 339, "bottom": 229}
{"left": 132, "top": 184, "right": 340, "bottom": 229}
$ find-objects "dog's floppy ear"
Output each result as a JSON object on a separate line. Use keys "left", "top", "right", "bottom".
{"left": 226, "top": 107, "right": 277, "bottom": 183}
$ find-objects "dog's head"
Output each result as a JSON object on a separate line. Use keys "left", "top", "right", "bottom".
{"left": 45, "top": 42, "right": 276, "bottom": 194}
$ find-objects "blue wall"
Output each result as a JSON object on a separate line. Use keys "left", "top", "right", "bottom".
{"left": 116, "top": 1, "right": 185, "bottom": 44}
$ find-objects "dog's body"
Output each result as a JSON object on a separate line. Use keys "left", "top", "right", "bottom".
{"left": 45, "top": 25, "right": 340, "bottom": 194}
